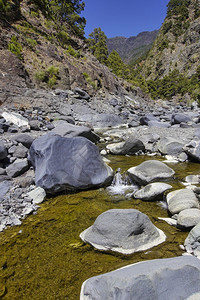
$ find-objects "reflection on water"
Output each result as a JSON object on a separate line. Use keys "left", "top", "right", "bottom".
{"left": 1, "top": 155, "right": 200, "bottom": 299}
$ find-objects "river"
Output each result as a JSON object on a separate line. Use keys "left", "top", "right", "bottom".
{"left": 1, "top": 155, "right": 200, "bottom": 299}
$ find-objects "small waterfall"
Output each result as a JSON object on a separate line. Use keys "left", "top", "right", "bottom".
{"left": 107, "top": 168, "right": 138, "bottom": 195}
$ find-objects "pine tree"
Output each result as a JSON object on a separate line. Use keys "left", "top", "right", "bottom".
{"left": 87, "top": 28, "right": 108, "bottom": 64}
{"left": 107, "top": 50, "right": 130, "bottom": 78}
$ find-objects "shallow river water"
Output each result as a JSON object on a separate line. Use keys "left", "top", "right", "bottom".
{"left": 1, "top": 155, "right": 200, "bottom": 299}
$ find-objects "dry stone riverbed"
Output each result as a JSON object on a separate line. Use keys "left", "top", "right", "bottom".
{"left": 1, "top": 154, "right": 200, "bottom": 299}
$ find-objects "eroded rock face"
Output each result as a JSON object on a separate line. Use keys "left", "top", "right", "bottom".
{"left": 80, "top": 256, "right": 200, "bottom": 300}
{"left": 127, "top": 160, "right": 175, "bottom": 185}
{"left": 80, "top": 209, "right": 166, "bottom": 254}
{"left": 29, "top": 134, "right": 113, "bottom": 194}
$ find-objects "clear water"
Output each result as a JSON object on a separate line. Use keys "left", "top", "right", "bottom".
{"left": 1, "top": 155, "right": 200, "bottom": 300}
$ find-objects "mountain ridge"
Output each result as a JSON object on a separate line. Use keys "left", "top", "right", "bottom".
{"left": 107, "top": 30, "right": 158, "bottom": 64}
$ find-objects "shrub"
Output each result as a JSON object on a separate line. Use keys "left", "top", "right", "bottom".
{"left": 46, "top": 66, "right": 59, "bottom": 77}
{"left": 66, "top": 45, "right": 81, "bottom": 58}
{"left": 48, "top": 75, "right": 57, "bottom": 88}
{"left": 34, "top": 65, "right": 59, "bottom": 88}
{"left": 8, "top": 36, "right": 23, "bottom": 60}
{"left": 34, "top": 71, "right": 46, "bottom": 82}
{"left": 57, "top": 31, "right": 70, "bottom": 48}
{"left": 26, "top": 38, "right": 37, "bottom": 49}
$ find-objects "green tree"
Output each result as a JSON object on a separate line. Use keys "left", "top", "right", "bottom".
{"left": 87, "top": 28, "right": 108, "bottom": 64}
{"left": 49, "top": 0, "right": 86, "bottom": 36}
{"left": 107, "top": 50, "right": 130, "bottom": 79}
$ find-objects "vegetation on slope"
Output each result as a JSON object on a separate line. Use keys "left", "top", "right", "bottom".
{"left": 88, "top": 0, "right": 200, "bottom": 103}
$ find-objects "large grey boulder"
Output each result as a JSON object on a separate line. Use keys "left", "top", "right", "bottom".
{"left": 184, "top": 141, "right": 200, "bottom": 162}
{"left": 140, "top": 114, "right": 159, "bottom": 125}
{"left": 167, "top": 188, "right": 199, "bottom": 215}
{"left": 171, "top": 113, "right": 192, "bottom": 125}
{"left": 80, "top": 209, "right": 166, "bottom": 254}
{"left": 127, "top": 160, "right": 175, "bottom": 185}
{"left": 80, "top": 256, "right": 200, "bottom": 300}
{"left": 133, "top": 182, "right": 172, "bottom": 201}
{"left": 51, "top": 123, "right": 100, "bottom": 143}
{"left": 106, "top": 136, "right": 145, "bottom": 155}
{"left": 157, "top": 137, "right": 184, "bottom": 155}
{"left": 29, "top": 134, "right": 113, "bottom": 194}
{"left": 177, "top": 208, "right": 200, "bottom": 228}
{"left": 78, "top": 113, "right": 124, "bottom": 128}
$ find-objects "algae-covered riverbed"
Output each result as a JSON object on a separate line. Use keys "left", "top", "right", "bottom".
{"left": 1, "top": 155, "right": 200, "bottom": 300}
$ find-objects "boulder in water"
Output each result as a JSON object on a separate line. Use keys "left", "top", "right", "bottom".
{"left": 80, "top": 209, "right": 166, "bottom": 254}
{"left": 177, "top": 208, "right": 200, "bottom": 229}
{"left": 80, "top": 256, "right": 200, "bottom": 300}
{"left": 167, "top": 188, "right": 199, "bottom": 215}
{"left": 133, "top": 182, "right": 172, "bottom": 201}
{"left": 127, "top": 160, "right": 175, "bottom": 185}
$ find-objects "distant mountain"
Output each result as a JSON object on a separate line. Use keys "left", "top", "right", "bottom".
{"left": 107, "top": 30, "right": 158, "bottom": 64}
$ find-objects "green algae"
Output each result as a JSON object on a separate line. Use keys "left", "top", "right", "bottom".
{"left": 1, "top": 156, "right": 200, "bottom": 300}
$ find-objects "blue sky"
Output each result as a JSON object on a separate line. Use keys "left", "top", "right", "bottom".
{"left": 81, "top": 0, "right": 170, "bottom": 38}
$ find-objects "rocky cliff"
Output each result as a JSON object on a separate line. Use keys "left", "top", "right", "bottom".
{"left": 107, "top": 31, "right": 158, "bottom": 64}
{"left": 0, "top": 0, "right": 138, "bottom": 105}
{"left": 141, "top": 0, "right": 200, "bottom": 80}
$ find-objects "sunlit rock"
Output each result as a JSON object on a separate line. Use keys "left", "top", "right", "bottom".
{"left": 29, "top": 134, "right": 113, "bottom": 194}
{"left": 80, "top": 256, "right": 200, "bottom": 300}
{"left": 133, "top": 182, "right": 172, "bottom": 201}
{"left": 80, "top": 209, "right": 166, "bottom": 254}
{"left": 127, "top": 160, "right": 175, "bottom": 185}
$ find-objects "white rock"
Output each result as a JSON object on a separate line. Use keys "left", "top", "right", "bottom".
{"left": 2, "top": 111, "right": 29, "bottom": 128}
{"left": 27, "top": 186, "right": 46, "bottom": 204}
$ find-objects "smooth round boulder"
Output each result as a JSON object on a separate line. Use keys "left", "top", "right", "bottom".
{"left": 80, "top": 256, "right": 200, "bottom": 300}
{"left": 185, "top": 175, "right": 200, "bottom": 185}
{"left": 171, "top": 113, "right": 192, "bottom": 125}
{"left": 106, "top": 137, "right": 145, "bottom": 155}
{"left": 127, "top": 160, "right": 175, "bottom": 185}
{"left": 80, "top": 209, "right": 166, "bottom": 254}
{"left": 140, "top": 114, "right": 159, "bottom": 125}
{"left": 157, "top": 137, "right": 184, "bottom": 155}
{"left": 177, "top": 208, "right": 200, "bottom": 228}
{"left": 167, "top": 188, "right": 199, "bottom": 215}
{"left": 29, "top": 134, "right": 113, "bottom": 194}
{"left": 133, "top": 182, "right": 172, "bottom": 201}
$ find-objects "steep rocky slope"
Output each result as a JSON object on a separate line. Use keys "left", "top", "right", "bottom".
{"left": 141, "top": 0, "right": 200, "bottom": 80}
{"left": 0, "top": 0, "right": 139, "bottom": 105}
{"left": 107, "top": 30, "right": 158, "bottom": 64}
